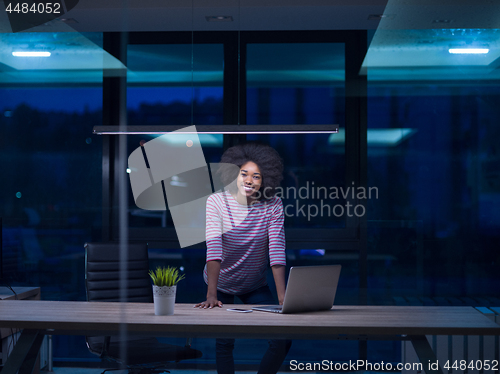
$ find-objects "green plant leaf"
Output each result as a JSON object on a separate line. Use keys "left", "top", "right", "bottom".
{"left": 149, "top": 266, "right": 185, "bottom": 287}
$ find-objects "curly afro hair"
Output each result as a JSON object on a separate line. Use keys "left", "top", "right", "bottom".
{"left": 217, "top": 141, "right": 284, "bottom": 201}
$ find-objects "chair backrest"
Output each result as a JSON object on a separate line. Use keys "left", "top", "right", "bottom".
{"left": 84, "top": 242, "right": 153, "bottom": 303}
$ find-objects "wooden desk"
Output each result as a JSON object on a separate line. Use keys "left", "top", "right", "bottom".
{"left": 0, "top": 301, "right": 499, "bottom": 374}
{"left": 0, "top": 287, "right": 40, "bottom": 339}
{"left": 0, "top": 288, "right": 42, "bottom": 374}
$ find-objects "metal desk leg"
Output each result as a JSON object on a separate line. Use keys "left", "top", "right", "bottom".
{"left": 47, "top": 335, "right": 53, "bottom": 372}
{"left": 409, "top": 335, "right": 444, "bottom": 374}
{"left": 0, "top": 329, "right": 44, "bottom": 374}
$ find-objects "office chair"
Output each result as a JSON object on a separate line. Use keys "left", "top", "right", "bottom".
{"left": 84, "top": 242, "right": 202, "bottom": 374}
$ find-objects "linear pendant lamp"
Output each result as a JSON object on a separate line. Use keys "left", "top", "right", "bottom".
{"left": 93, "top": 125, "right": 339, "bottom": 135}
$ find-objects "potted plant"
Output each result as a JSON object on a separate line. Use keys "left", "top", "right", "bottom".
{"left": 149, "top": 266, "right": 185, "bottom": 316}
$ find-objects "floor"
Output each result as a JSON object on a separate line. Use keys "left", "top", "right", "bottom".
{"left": 45, "top": 370, "right": 263, "bottom": 374}
{"left": 43, "top": 369, "right": 380, "bottom": 374}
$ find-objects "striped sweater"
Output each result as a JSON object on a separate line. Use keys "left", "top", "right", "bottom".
{"left": 203, "top": 190, "right": 286, "bottom": 295}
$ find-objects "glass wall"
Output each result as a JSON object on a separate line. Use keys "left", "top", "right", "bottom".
{"left": 244, "top": 41, "right": 362, "bottom": 312}
{"left": 244, "top": 40, "right": 362, "bottom": 363}
{"left": 120, "top": 42, "right": 226, "bottom": 312}
{"left": 0, "top": 32, "right": 105, "bottom": 363}
{"left": 365, "top": 28, "right": 500, "bottom": 306}
{"left": 364, "top": 27, "right": 500, "bottom": 364}
{"left": 247, "top": 43, "right": 346, "bottom": 230}
{"left": 367, "top": 82, "right": 500, "bottom": 305}
{"left": 105, "top": 38, "right": 359, "bottom": 367}
{"left": 0, "top": 32, "right": 103, "bottom": 301}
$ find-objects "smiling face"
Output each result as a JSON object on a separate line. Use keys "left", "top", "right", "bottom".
{"left": 235, "top": 161, "right": 262, "bottom": 203}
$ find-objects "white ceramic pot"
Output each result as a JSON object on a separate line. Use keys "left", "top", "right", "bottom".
{"left": 152, "top": 285, "right": 176, "bottom": 316}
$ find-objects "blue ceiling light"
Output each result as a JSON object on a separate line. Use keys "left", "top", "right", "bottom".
{"left": 449, "top": 48, "right": 489, "bottom": 54}
{"left": 12, "top": 51, "right": 51, "bottom": 57}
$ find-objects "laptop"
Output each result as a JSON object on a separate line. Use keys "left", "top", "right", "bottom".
{"left": 252, "top": 265, "right": 341, "bottom": 314}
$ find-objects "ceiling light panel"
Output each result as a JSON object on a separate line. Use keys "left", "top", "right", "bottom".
{"left": 0, "top": 32, "right": 125, "bottom": 72}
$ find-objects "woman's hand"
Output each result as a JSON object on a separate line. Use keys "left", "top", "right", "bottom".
{"left": 195, "top": 260, "right": 222, "bottom": 309}
{"left": 194, "top": 296, "right": 223, "bottom": 309}
{"left": 194, "top": 260, "right": 222, "bottom": 309}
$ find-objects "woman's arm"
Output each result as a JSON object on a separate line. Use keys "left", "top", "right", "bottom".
{"left": 196, "top": 194, "right": 224, "bottom": 309}
{"left": 268, "top": 198, "right": 287, "bottom": 305}
{"left": 271, "top": 264, "right": 286, "bottom": 305}
{"left": 194, "top": 260, "right": 223, "bottom": 308}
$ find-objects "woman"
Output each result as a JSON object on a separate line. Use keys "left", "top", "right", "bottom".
{"left": 195, "top": 141, "right": 291, "bottom": 374}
